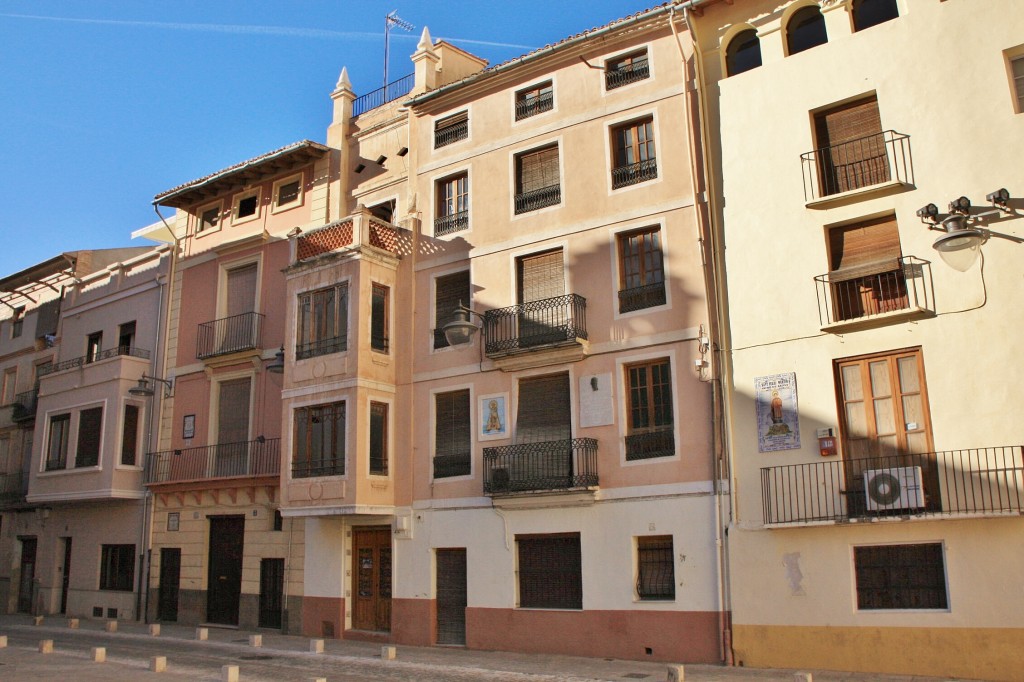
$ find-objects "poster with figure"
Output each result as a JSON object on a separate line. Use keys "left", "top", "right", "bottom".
{"left": 755, "top": 372, "right": 800, "bottom": 452}
{"left": 479, "top": 393, "right": 508, "bottom": 441}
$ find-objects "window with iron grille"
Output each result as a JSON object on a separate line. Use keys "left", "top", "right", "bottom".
{"left": 605, "top": 49, "right": 649, "bottom": 90}
{"left": 434, "top": 390, "right": 471, "bottom": 478}
{"left": 297, "top": 283, "right": 349, "bottom": 359}
{"left": 371, "top": 283, "right": 389, "bottom": 353}
{"left": 74, "top": 406, "right": 103, "bottom": 467}
{"left": 435, "top": 173, "right": 469, "bottom": 236}
{"left": 618, "top": 227, "right": 666, "bottom": 313}
{"left": 369, "top": 401, "right": 389, "bottom": 475}
{"left": 625, "top": 359, "right": 674, "bottom": 461}
{"left": 434, "top": 270, "right": 470, "bottom": 349}
{"left": 854, "top": 543, "right": 947, "bottom": 610}
{"left": 99, "top": 544, "right": 136, "bottom": 591}
{"left": 435, "top": 111, "right": 469, "bottom": 148}
{"left": 637, "top": 535, "right": 675, "bottom": 600}
{"left": 515, "top": 145, "right": 560, "bottom": 214}
{"left": 121, "top": 404, "right": 140, "bottom": 466}
{"left": 515, "top": 81, "right": 553, "bottom": 120}
{"left": 813, "top": 96, "right": 889, "bottom": 196}
{"left": 611, "top": 117, "right": 657, "bottom": 189}
{"left": 46, "top": 413, "right": 70, "bottom": 470}
{"left": 826, "top": 215, "right": 906, "bottom": 322}
{"left": 516, "top": 533, "right": 582, "bottom": 609}
{"left": 293, "top": 401, "right": 345, "bottom": 478}
{"left": 10, "top": 307, "right": 24, "bottom": 338}
{"left": 852, "top": 0, "right": 899, "bottom": 32}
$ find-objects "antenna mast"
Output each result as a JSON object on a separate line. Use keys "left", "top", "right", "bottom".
{"left": 384, "top": 10, "right": 414, "bottom": 90}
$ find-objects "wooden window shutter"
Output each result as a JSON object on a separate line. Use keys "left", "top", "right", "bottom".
{"left": 515, "top": 373, "right": 570, "bottom": 444}
{"left": 226, "top": 263, "right": 258, "bottom": 316}
{"left": 517, "top": 146, "right": 559, "bottom": 194}
{"left": 218, "top": 378, "right": 251, "bottom": 443}
{"left": 828, "top": 215, "right": 902, "bottom": 279}
{"left": 121, "top": 404, "right": 139, "bottom": 466}
{"left": 517, "top": 249, "right": 564, "bottom": 303}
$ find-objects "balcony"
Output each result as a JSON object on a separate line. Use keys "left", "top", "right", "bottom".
{"left": 611, "top": 158, "right": 658, "bottom": 189}
{"left": 625, "top": 428, "right": 675, "bottom": 461}
{"left": 815, "top": 256, "right": 934, "bottom": 331}
{"left": 435, "top": 119, "right": 469, "bottom": 149}
{"left": 38, "top": 346, "right": 151, "bottom": 376}
{"left": 483, "top": 438, "right": 598, "bottom": 495}
{"left": 145, "top": 438, "right": 280, "bottom": 485}
{"left": 296, "top": 335, "right": 347, "bottom": 361}
{"left": 0, "top": 472, "right": 27, "bottom": 508}
{"left": 514, "top": 184, "right": 561, "bottom": 214}
{"left": 483, "top": 294, "right": 588, "bottom": 362}
{"left": 801, "top": 130, "right": 913, "bottom": 205}
{"left": 196, "top": 312, "right": 264, "bottom": 360}
{"left": 515, "top": 92, "right": 553, "bottom": 120}
{"left": 292, "top": 215, "right": 401, "bottom": 264}
{"left": 434, "top": 211, "right": 468, "bottom": 237}
{"left": 605, "top": 61, "right": 649, "bottom": 90}
{"left": 760, "top": 446, "right": 1024, "bottom": 525}
{"left": 618, "top": 282, "right": 666, "bottom": 313}
{"left": 291, "top": 458, "right": 344, "bottom": 479}
{"left": 11, "top": 389, "right": 38, "bottom": 423}
{"left": 352, "top": 73, "right": 414, "bottom": 117}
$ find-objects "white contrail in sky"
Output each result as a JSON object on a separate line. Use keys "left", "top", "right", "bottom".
{"left": 0, "top": 13, "right": 536, "bottom": 50}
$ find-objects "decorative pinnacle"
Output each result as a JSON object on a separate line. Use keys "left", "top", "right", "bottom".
{"left": 417, "top": 26, "right": 434, "bottom": 53}
{"left": 335, "top": 67, "right": 352, "bottom": 91}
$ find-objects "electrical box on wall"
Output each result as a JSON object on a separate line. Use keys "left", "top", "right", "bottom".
{"left": 816, "top": 427, "right": 838, "bottom": 456}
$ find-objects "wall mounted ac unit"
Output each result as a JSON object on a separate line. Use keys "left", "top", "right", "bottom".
{"left": 864, "top": 466, "right": 925, "bottom": 511}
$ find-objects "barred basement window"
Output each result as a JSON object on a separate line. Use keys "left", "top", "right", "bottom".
{"left": 637, "top": 536, "right": 675, "bottom": 600}
{"left": 100, "top": 544, "right": 136, "bottom": 591}
{"left": 434, "top": 390, "right": 471, "bottom": 478}
{"left": 75, "top": 406, "right": 103, "bottom": 468}
{"left": 854, "top": 543, "right": 948, "bottom": 610}
{"left": 517, "top": 533, "right": 582, "bottom": 609}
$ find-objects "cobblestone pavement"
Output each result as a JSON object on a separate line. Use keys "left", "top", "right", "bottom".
{"left": 0, "top": 615, "right": 984, "bottom": 682}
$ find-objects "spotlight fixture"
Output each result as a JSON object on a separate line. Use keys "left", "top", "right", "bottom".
{"left": 948, "top": 196, "right": 971, "bottom": 215}
{"left": 986, "top": 188, "right": 1011, "bottom": 211}
{"left": 916, "top": 203, "right": 939, "bottom": 225}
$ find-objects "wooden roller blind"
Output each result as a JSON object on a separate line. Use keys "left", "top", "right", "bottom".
{"left": 515, "top": 373, "right": 570, "bottom": 444}
{"left": 218, "top": 378, "right": 251, "bottom": 443}
{"left": 516, "top": 145, "right": 559, "bottom": 194}
{"left": 226, "top": 263, "right": 258, "bottom": 316}
{"left": 828, "top": 215, "right": 902, "bottom": 279}
{"left": 75, "top": 406, "right": 103, "bottom": 467}
{"left": 815, "top": 96, "right": 882, "bottom": 148}
{"left": 435, "top": 389, "right": 471, "bottom": 458}
{"left": 517, "top": 249, "right": 564, "bottom": 304}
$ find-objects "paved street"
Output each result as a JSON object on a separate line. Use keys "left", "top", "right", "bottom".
{"left": 0, "top": 614, "right": 984, "bottom": 682}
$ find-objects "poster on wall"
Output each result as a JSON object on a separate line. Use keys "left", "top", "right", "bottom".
{"left": 755, "top": 372, "right": 800, "bottom": 452}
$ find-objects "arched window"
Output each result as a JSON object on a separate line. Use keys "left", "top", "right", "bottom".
{"left": 787, "top": 5, "right": 828, "bottom": 55}
{"left": 725, "top": 29, "right": 762, "bottom": 77}
{"left": 852, "top": 0, "right": 899, "bottom": 32}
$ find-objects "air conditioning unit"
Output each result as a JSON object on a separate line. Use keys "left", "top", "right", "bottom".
{"left": 864, "top": 466, "right": 925, "bottom": 511}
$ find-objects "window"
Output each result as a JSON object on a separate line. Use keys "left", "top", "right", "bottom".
{"left": 725, "top": 29, "right": 761, "bottom": 76}
{"left": 273, "top": 175, "right": 302, "bottom": 210}
{"left": 516, "top": 533, "right": 582, "bottom": 609}
{"left": 637, "top": 536, "right": 675, "bottom": 600}
{"left": 369, "top": 401, "right": 388, "bottom": 475}
{"left": 99, "top": 544, "right": 136, "bottom": 591}
{"left": 854, "top": 543, "right": 947, "bottom": 610}
{"left": 625, "top": 359, "right": 675, "bottom": 460}
{"left": 434, "top": 271, "right": 471, "bottom": 349}
{"left": 86, "top": 332, "right": 103, "bottom": 363}
{"left": 1, "top": 367, "right": 16, "bottom": 405}
{"left": 1009, "top": 53, "right": 1024, "bottom": 114}
{"left": 369, "top": 199, "right": 396, "bottom": 223}
{"left": 215, "top": 377, "right": 252, "bottom": 476}
{"left": 10, "top": 307, "right": 23, "bottom": 338}
{"left": 435, "top": 173, "right": 469, "bottom": 236}
{"left": 515, "top": 81, "right": 553, "bottom": 120}
{"left": 293, "top": 401, "right": 345, "bottom": 478}
{"left": 46, "top": 413, "right": 71, "bottom": 470}
{"left": 233, "top": 190, "right": 260, "bottom": 222}
{"left": 297, "top": 283, "right": 349, "bottom": 359}
{"left": 514, "top": 145, "right": 560, "bottom": 214}
{"left": 516, "top": 373, "right": 571, "bottom": 444}
{"left": 606, "top": 49, "right": 649, "bottom": 90}
{"left": 121, "top": 404, "right": 140, "bottom": 466}
{"left": 787, "top": 5, "right": 827, "bottom": 55}
{"left": 618, "top": 227, "right": 666, "bottom": 313}
{"left": 75, "top": 406, "right": 103, "bottom": 467}
{"left": 826, "top": 215, "right": 907, "bottom": 321}
{"left": 197, "top": 202, "right": 221, "bottom": 233}
{"left": 273, "top": 509, "right": 283, "bottom": 531}
{"left": 516, "top": 250, "right": 568, "bottom": 348}
{"left": 611, "top": 117, "right": 657, "bottom": 189}
{"left": 435, "top": 111, "right": 468, "bottom": 148}
{"left": 0, "top": 436, "right": 10, "bottom": 472}
{"left": 813, "top": 96, "right": 889, "bottom": 196}
{"left": 370, "top": 284, "right": 389, "bottom": 353}
{"left": 852, "top": 0, "right": 898, "bottom": 32}
{"left": 117, "top": 321, "right": 136, "bottom": 353}
{"left": 434, "top": 390, "right": 471, "bottom": 478}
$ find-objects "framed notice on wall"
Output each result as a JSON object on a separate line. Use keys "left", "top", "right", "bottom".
{"left": 755, "top": 372, "right": 800, "bottom": 453}
{"left": 182, "top": 414, "right": 195, "bottom": 440}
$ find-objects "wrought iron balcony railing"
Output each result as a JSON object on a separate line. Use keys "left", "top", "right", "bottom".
{"left": 435, "top": 120, "right": 469, "bottom": 148}
{"left": 611, "top": 158, "right": 658, "bottom": 189}
{"left": 483, "top": 438, "right": 598, "bottom": 495}
{"left": 801, "top": 130, "right": 912, "bottom": 202}
{"left": 38, "top": 346, "right": 151, "bottom": 377}
{"left": 196, "top": 312, "right": 264, "bottom": 359}
{"left": 11, "top": 389, "right": 38, "bottom": 422}
{"left": 625, "top": 428, "right": 675, "bottom": 461}
{"left": 515, "top": 92, "right": 554, "bottom": 120}
{"left": 352, "top": 73, "right": 414, "bottom": 117}
{"left": 514, "top": 184, "right": 561, "bottom": 214}
{"left": 144, "top": 438, "right": 280, "bottom": 484}
{"left": 291, "top": 458, "right": 345, "bottom": 479}
{"left": 815, "top": 256, "right": 934, "bottom": 327}
{"left": 760, "top": 446, "right": 1024, "bottom": 525}
{"left": 433, "top": 453, "right": 471, "bottom": 479}
{"left": 483, "top": 294, "right": 587, "bottom": 357}
{"left": 434, "top": 211, "right": 468, "bottom": 237}
{"left": 0, "top": 472, "right": 27, "bottom": 507}
{"left": 296, "top": 335, "right": 347, "bottom": 361}
{"left": 618, "top": 282, "right": 666, "bottom": 313}
{"left": 605, "top": 61, "right": 649, "bottom": 90}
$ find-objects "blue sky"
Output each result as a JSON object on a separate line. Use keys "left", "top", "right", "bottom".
{"left": 0, "top": 0, "right": 657, "bottom": 277}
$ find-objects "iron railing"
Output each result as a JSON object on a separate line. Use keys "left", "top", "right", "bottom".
{"left": 296, "top": 335, "right": 347, "bottom": 361}
{"left": 483, "top": 438, "right": 598, "bottom": 494}
{"left": 625, "top": 428, "right": 675, "bottom": 461}
{"left": 433, "top": 453, "right": 471, "bottom": 479}
{"left": 801, "top": 130, "right": 912, "bottom": 202}
{"left": 38, "top": 346, "right": 151, "bottom": 376}
{"left": 515, "top": 92, "right": 554, "bottom": 120}
{"left": 606, "top": 61, "right": 649, "bottom": 90}
{"left": 483, "top": 294, "right": 587, "bottom": 357}
{"left": 144, "top": 438, "right": 280, "bottom": 484}
{"left": 612, "top": 158, "right": 658, "bottom": 189}
{"left": 435, "top": 120, "right": 469, "bottom": 148}
{"left": 0, "top": 472, "right": 27, "bottom": 507}
{"left": 196, "top": 312, "right": 264, "bottom": 359}
{"left": 618, "top": 282, "right": 666, "bottom": 313}
{"left": 514, "top": 184, "right": 561, "bottom": 214}
{"left": 434, "top": 211, "right": 469, "bottom": 236}
{"left": 352, "top": 73, "right": 414, "bottom": 117}
{"left": 815, "top": 256, "right": 934, "bottom": 326}
{"left": 11, "top": 389, "right": 38, "bottom": 422}
{"left": 761, "top": 446, "right": 1024, "bottom": 525}
{"left": 292, "top": 458, "right": 345, "bottom": 479}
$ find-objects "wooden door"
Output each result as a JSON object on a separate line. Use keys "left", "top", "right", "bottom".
{"left": 17, "top": 537, "right": 36, "bottom": 613}
{"left": 158, "top": 548, "right": 181, "bottom": 621}
{"left": 207, "top": 516, "right": 245, "bottom": 625}
{"left": 351, "top": 527, "right": 391, "bottom": 632}
{"left": 435, "top": 549, "right": 467, "bottom": 645}
{"left": 59, "top": 538, "right": 72, "bottom": 614}
{"left": 258, "top": 558, "right": 284, "bottom": 629}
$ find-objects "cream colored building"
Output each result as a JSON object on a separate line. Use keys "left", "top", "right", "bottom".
{"left": 689, "top": 0, "right": 1024, "bottom": 678}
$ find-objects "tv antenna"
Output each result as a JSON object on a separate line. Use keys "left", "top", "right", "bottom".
{"left": 384, "top": 10, "right": 414, "bottom": 89}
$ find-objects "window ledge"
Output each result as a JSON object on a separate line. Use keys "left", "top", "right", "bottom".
{"left": 821, "top": 306, "right": 934, "bottom": 334}
{"left": 805, "top": 179, "right": 912, "bottom": 209}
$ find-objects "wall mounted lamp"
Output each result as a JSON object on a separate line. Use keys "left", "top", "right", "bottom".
{"left": 129, "top": 375, "right": 174, "bottom": 398}
{"left": 266, "top": 347, "right": 285, "bottom": 374}
{"left": 442, "top": 305, "right": 485, "bottom": 347}
{"left": 919, "top": 195, "right": 993, "bottom": 272}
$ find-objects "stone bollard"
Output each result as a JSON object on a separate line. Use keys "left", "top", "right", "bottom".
{"left": 196, "top": 627, "right": 209, "bottom": 641}
{"left": 381, "top": 645, "right": 397, "bottom": 660}
{"left": 149, "top": 624, "right": 161, "bottom": 636}
{"left": 38, "top": 639, "right": 54, "bottom": 654}
{"left": 92, "top": 647, "right": 106, "bottom": 663}
{"left": 105, "top": 620, "right": 118, "bottom": 633}
{"left": 794, "top": 674, "right": 813, "bottom": 682}
{"left": 667, "top": 664, "right": 685, "bottom": 682}
{"left": 0, "top": 635, "right": 7, "bottom": 648}
{"left": 151, "top": 655, "right": 167, "bottom": 672}
{"left": 33, "top": 616, "right": 44, "bottom": 626}
{"left": 309, "top": 638, "right": 324, "bottom": 653}
{"left": 67, "top": 618, "right": 79, "bottom": 629}
{"left": 221, "top": 665, "right": 239, "bottom": 682}
{"left": 249, "top": 634, "right": 262, "bottom": 647}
